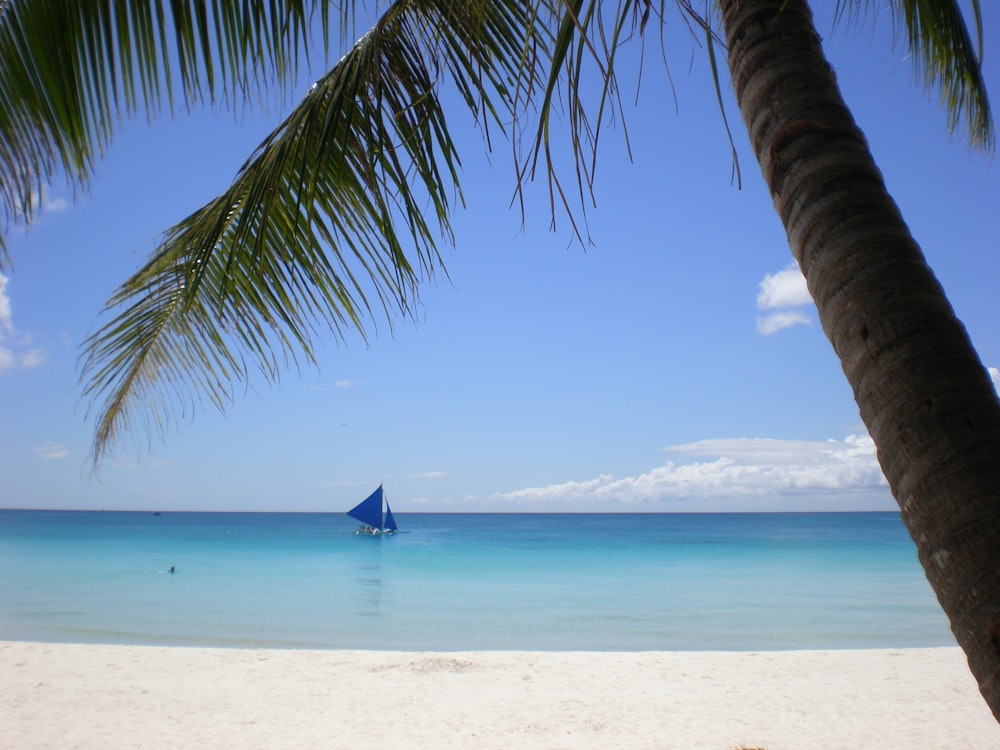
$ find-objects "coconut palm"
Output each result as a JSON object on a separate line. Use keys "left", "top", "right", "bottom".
{"left": 719, "top": 0, "right": 999, "bottom": 719}
{"left": 1, "top": 0, "right": 998, "bottom": 719}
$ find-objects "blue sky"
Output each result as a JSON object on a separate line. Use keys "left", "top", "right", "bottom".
{"left": 1, "top": 4, "right": 998, "bottom": 513}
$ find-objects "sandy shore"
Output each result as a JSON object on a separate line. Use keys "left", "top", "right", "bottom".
{"left": 2, "top": 642, "right": 997, "bottom": 749}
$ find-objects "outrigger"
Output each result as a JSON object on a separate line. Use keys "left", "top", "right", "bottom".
{"left": 347, "top": 484, "right": 398, "bottom": 536}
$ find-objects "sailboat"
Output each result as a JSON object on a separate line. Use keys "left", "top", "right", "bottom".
{"left": 347, "top": 484, "right": 398, "bottom": 536}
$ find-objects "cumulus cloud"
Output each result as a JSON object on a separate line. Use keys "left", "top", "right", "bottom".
{"left": 756, "top": 310, "right": 812, "bottom": 335}
{"left": 990, "top": 367, "right": 999, "bottom": 393}
{"left": 44, "top": 196, "right": 69, "bottom": 213}
{"left": 35, "top": 442, "right": 69, "bottom": 460}
{"left": 0, "top": 273, "right": 16, "bottom": 374}
{"left": 757, "top": 264, "right": 813, "bottom": 309}
{"left": 756, "top": 263, "right": 814, "bottom": 334}
{"left": 0, "top": 346, "right": 48, "bottom": 373}
{"left": 19, "top": 348, "right": 47, "bottom": 368}
{"left": 14, "top": 189, "right": 69, "bottom": 223}
{"left": 0, "top": 272, "right": 13, "bottom": 334}
{"left": 0, "top": 273, "right": 49, "bottom": 375}
{"left": 493, "top": 435, "right": 889, "bottom": 511}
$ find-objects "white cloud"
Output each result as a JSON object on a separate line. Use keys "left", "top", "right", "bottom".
{"left": 19, "top": 348, "right": 47, "bottom": 368}
{"left": 0, "top": 273, "right": 49, "bottom": 375}
{"left": 989, "top": 367, "right": 999, "bottom": 393}
{"left": 0, "top": 272, "right": 13, "bottom": 334}
{"left": 756, "top": 310, "right": 812, "bottom": 335}
{"left": 757, "top": 264, "right": 812, "bottom": 309}
{"left": 44, "top": 196, "right": 69, "bottom": 213}
{"left": 0, "top": 346, "right": 13, "bottom": 374}
{"left": 335, "top": 379, "right": 357, "bottom": 388}
{"left": 493, "top": 435, "right": 890, "bottom": 511}
{"left": 14, "top": 189, "right": 69, "bottom": 222}
{"left": 407, "top": 471, "right": 447, "bottom": 480}
{"left": 35, "top": 442, "right": 70, "bottom": 460}
{"left": 756, "top": 263, "right": 813, "bottom": 335}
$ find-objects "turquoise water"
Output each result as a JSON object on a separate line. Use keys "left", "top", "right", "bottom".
{"left": 0, "top": 510, "right": 953, "bottom": 651}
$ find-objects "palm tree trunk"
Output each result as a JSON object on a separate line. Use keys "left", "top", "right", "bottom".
{"left": 719, "top": 0, "right": 1000, "bottom": 720}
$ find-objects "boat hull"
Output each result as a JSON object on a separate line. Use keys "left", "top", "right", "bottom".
{"left": 354, "top": 527, "right": 396, "bottom": 536}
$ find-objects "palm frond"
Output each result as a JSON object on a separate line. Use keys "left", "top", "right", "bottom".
{"left": 79, "top": 0, "right": 716, "bottom": 465}
{"left": 79, "top": 0, "right": 550, "bottom": 465}
{"left": 523, "top": 0, "right": 636, "bottom": 239}
{"left": 0, "top": 0, "right": 330, "bottom": 262}
{"left": 896, "top": 0, "right": 992, "bottom": 149}
{"left": 838, "top": 0, "right": 994, "bottom": 151}
{"left": 50, "top": 0, "right": 999, "bottom": 468}
{"left": 520, "top": 0, "right": 715, "bottom": 235}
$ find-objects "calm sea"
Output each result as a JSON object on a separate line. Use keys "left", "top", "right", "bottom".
{"left": 0, "top": 510, "right": 953, "bottom": 651}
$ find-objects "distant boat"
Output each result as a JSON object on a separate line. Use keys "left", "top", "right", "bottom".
{"left": 347, "top": 484, "right": 398, "bottom": 536}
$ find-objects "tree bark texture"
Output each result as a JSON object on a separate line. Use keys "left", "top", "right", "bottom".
{"left": 719, "top": 0, "right": 1000, "bottom": 721}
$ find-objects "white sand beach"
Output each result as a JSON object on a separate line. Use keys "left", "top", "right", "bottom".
{"left": 2, "top": 642, "right": 997, "bottom": 749}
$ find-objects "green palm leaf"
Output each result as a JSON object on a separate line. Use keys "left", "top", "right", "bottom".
{"left": 2, "top": 0, "right": 992, "bottom": 463}
{"left": 0, "top": 0, "right": 329, "bottom": 263}
{"left": 838, "top": 0, "right": 992, "bottom": 149}
{"left": 79, "top": 0, "right": 550, "bottom": 464}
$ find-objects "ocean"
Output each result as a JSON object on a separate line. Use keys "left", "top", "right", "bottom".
{"left": 0, "top": 510, "right": 953, "bottom": 651}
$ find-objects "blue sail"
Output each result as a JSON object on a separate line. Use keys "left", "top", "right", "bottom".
{"left": 383, "top": 501, "right": 398, "bottom": 532}
{"left": 347, "top": 485, "right": 384, "bottom": 528}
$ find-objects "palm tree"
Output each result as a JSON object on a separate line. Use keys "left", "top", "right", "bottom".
{"left": 720, "top": 0, "right": 1000, "bottom": 718}
{"left": 2, "top": 0, "right": 998, "bottom": 718}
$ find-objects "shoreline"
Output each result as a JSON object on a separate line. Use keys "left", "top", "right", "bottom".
{"left": 3, "top": 642, "right": 997, "bottom": 749}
